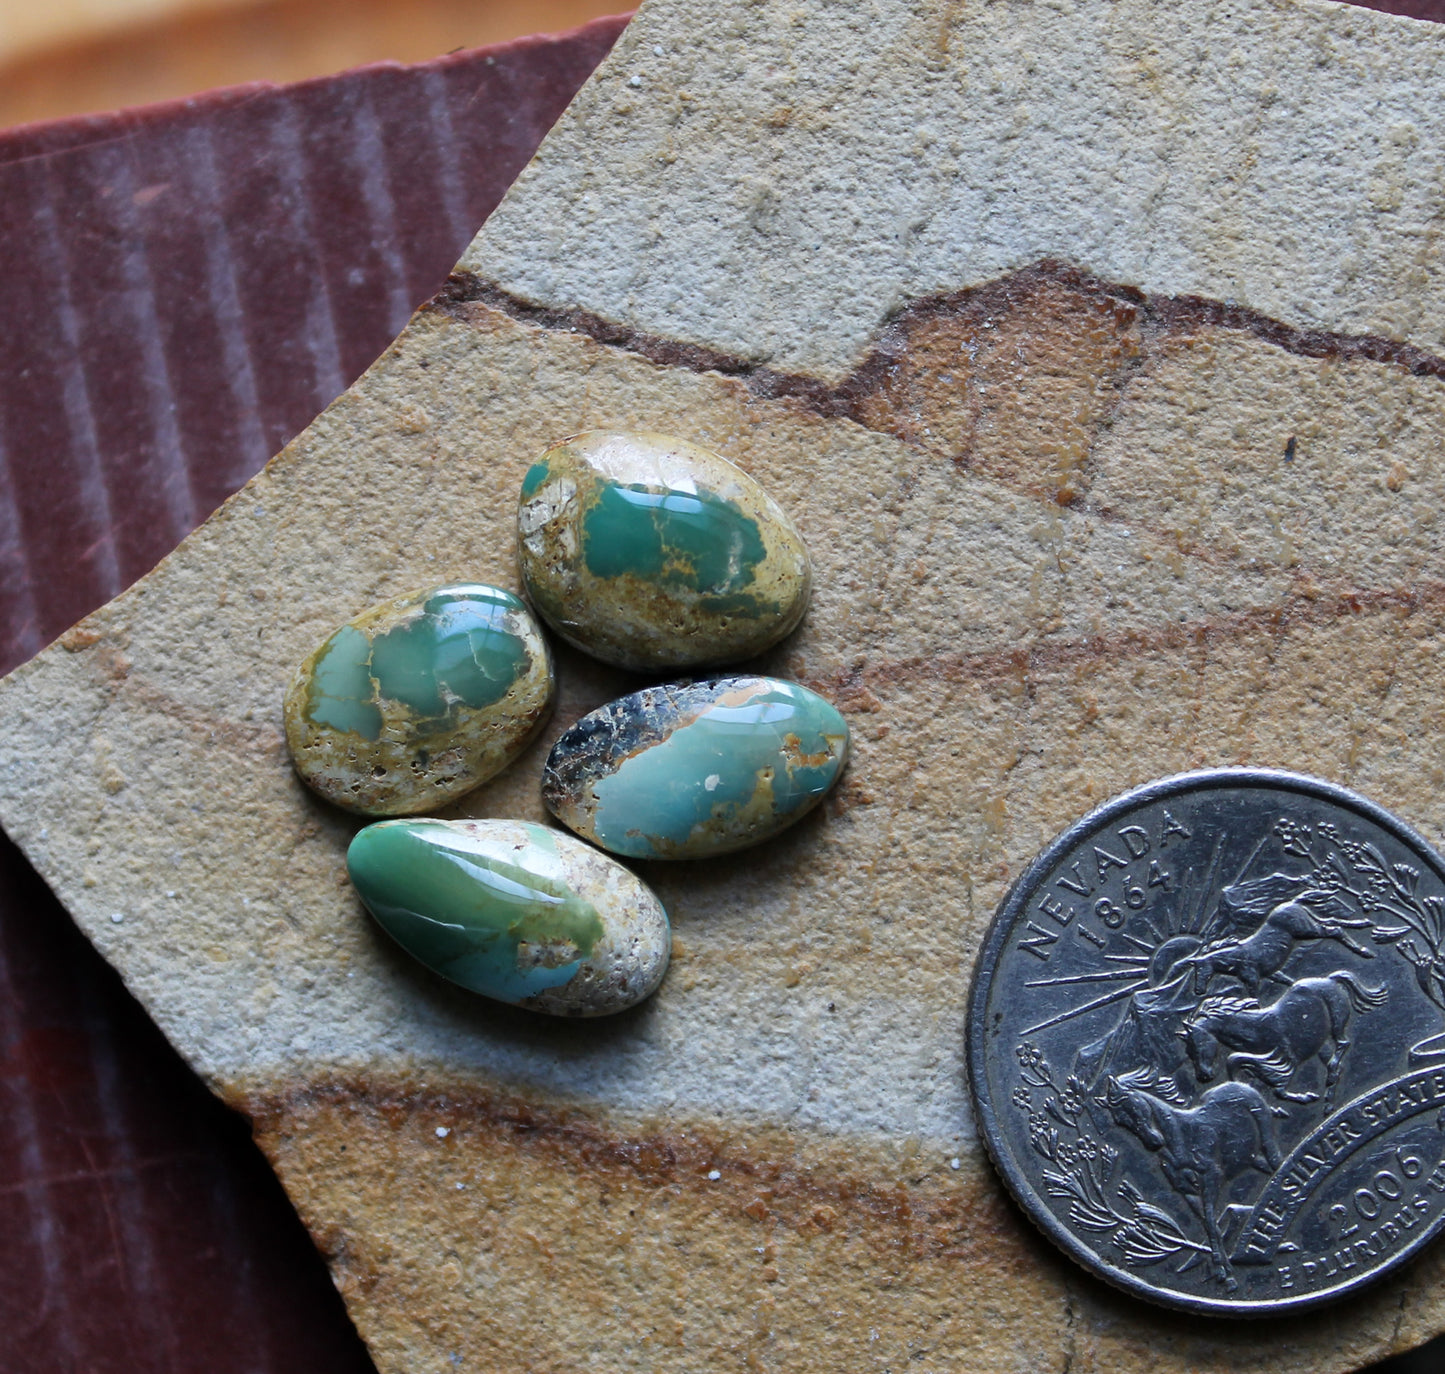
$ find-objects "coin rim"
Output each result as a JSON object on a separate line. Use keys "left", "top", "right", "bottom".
{"left": 966, "top": 767, "right": 1445, "bottom": 1317}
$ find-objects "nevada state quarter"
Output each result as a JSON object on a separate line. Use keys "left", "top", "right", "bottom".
{"left": 968, "top": 770, "right": 1445, "bottom": 1315}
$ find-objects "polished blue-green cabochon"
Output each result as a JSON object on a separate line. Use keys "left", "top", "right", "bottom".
{"left": 542, "top": 677, "right": 850, "bottom": 859}
{"left": 283, "top": 583, "right": 554, "bottom": 816}
{"left": 518, "top": 432, "right": 812, "bottom": 672}
{"left": 347, "top": 818, "right": 670, "bottom": 1017}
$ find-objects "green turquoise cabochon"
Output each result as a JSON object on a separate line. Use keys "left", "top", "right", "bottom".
{"left": 517, "top": 432, "right": 812, "bottom": 672}
{"left": 542, "top": 676, "right": 850, "bottom": 859}
{"left": 347, "top": 818, "right": 670, "bottom": 1017}
{"left": 283, "top": 584, "right": 554, "bottom": 816}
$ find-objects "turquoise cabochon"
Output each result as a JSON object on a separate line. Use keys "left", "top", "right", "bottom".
{"left": 541, "top": 677, "right": 850, "bottom": 859}
{"left": 347, "top": 818, "right": 671, "bottom": 1016}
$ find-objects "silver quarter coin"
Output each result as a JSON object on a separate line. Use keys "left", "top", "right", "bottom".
{"left": 968, "top": 769, "right": 1445, "bottom": 1315}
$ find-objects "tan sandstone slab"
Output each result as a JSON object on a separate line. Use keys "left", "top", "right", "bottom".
{"left": 3, "top": 0, "right": 1445, "bottom": 1370}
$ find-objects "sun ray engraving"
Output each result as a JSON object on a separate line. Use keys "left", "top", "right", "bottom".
{"left": 1025, "top": 969, "right": 1159, "bottom": 987}
{"left": 1185, "top": 842, "right": 1225, "bottom": 934}
{"left": 1020, "top": 980, "right": 1149, "bottom": 1035}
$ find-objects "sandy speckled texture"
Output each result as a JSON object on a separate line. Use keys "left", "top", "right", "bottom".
{"left": 4, "top": 0, "right": 1445, "bottom": 1369}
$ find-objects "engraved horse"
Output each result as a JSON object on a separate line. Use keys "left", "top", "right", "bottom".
{"left": 1183, "top": 972, "right": 1388, "bottom": 1105}
{"left": 1099, "top": 1069, "right": 1284, "bottom": 1289}
{"left": 1181, "top": 889, "right": 1378, "bottom": 995}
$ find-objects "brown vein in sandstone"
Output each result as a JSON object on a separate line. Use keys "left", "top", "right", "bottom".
{"left": 229, "top": 1076, "right": 1031, "bottom": 1269}
{"left": 429, "top": 259, "right": 1445, "bottom": 422}
{"left": 803, "top": 579, "right": 1437, "bottom": 704}
{"left": 69, "top": 576, "right": 1432, "bottom": 751}
{"left": 432, "top": 261, "right": 1442, "bottom": 587}
{"left": 234, "top": 1082, "right": 1385, "bottom": 1365}
{"left": 55, "top": 624, "right": 288, "bottom": 756}
{"left": 425, "top": 263, "right": 1444, "bottom": 708}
